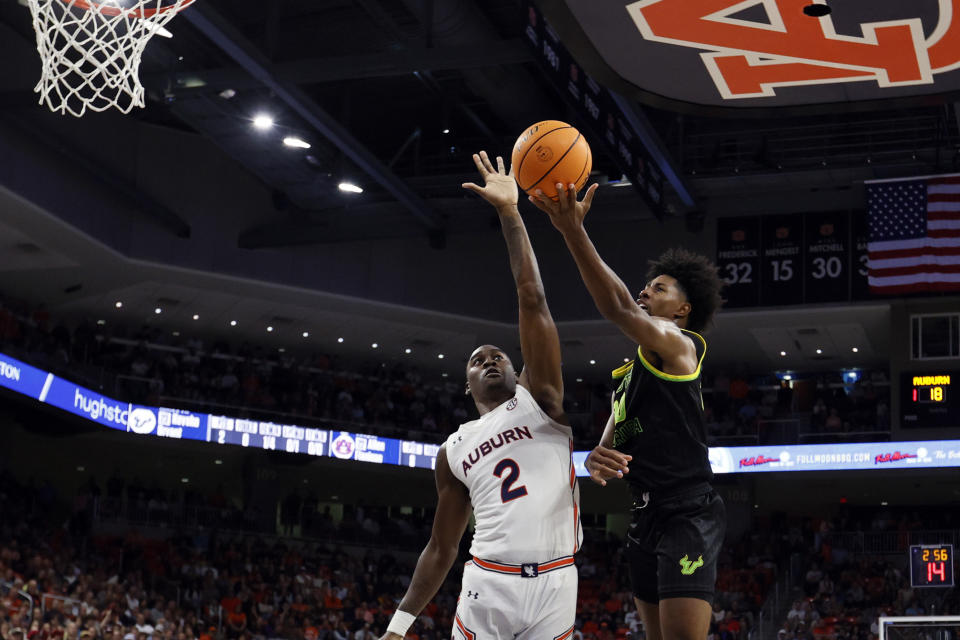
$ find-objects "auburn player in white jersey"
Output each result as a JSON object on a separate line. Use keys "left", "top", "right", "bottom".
{"left": 379, "top": 151, "right": 581, "bottom": 640}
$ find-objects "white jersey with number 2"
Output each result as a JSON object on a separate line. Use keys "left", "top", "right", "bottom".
{"left": 445, "top": 384, "right": 581, "bottom": 564}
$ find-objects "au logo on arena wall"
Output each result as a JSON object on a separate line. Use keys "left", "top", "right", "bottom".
{"left": 542, "top": 0, "right": 960, "bottom": 109}
{"left": 331, "top": 432, "right": 356, "bottom": 459}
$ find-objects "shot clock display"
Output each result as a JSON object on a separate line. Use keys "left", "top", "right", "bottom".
{"left": 910, "top": 545, "right": 954, "bottom": 587}
{"left": 901, "top": 372, "right": 960, "bottom": 428}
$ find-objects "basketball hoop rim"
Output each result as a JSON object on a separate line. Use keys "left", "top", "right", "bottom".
{"left": 57, "top": 0, "right": 196, "bottom": 19}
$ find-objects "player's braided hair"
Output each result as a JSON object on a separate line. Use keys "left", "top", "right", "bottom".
{"left": 646, "top": 248, "right": 724, "bottom": 334}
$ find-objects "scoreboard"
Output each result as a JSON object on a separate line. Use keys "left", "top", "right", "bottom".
{"left": 910, "top": 545, "right": 954, "bottom": 588}
{"left": 524, "top": 1, "right": 664, "bottom": 217}
{"left": 208, "top": 415, "right": 330, "bottom": 456}
{"left": 901, "top": 373, "right": 960, "bottom": 428}
{"left": 717, "top": 211, "right": 870, "bottom": 308}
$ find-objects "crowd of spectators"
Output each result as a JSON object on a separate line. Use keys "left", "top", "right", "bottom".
{"left": 774, "top": 507, "right": 960, "bottom": 640}
{"left": 0, "top": 464, "right": 455, "bottom": 640}
{"left": 1, "top": 464, "right": 781, "bottom": 640}
{"left": 81, "top": 473, "right": 434, "bottom": 551}
{"left": 702, "top": 369, "right": 890, "bottom": 446}
{"left": 1, "top": 294, "right": 893, "bottom": 452}
{"left": 5, "top": 462, "right": 959, "bottom": 640}
{"left": 0, "top": 294, "right": 608, "bottom": 449}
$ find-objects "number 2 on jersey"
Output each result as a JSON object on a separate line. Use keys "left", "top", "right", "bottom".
{"left": 493, "top": 458, "right": 528, "bottom": 503}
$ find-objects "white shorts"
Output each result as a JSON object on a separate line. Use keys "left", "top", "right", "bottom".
{"left": 452, "top": 556, "right": 577, "bottom": 640}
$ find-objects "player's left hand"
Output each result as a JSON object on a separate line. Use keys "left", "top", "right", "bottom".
{"left": 462, "top": 151, "right": 519, "bottom": 211}
{"left": 528, "top": 182, "right": 599, "bottom": 235}
{"left": 585, "top": 444, "right": 631, "bottom": 487}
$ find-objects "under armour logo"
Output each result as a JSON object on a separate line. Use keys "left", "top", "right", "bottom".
{"left": 466, "top": 590, "right": 479, "bottom": 599}
{"left": 520, "top": 563, "right": 538, "bottom": 578}
{"left": 454, "top": 434, "right": 463, "bottom": 445}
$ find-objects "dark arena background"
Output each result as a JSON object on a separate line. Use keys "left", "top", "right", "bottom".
{"left": 1, "top": 1, "right": 959, "bottom": 639}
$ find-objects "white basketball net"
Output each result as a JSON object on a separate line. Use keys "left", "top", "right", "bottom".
{"left": 26, "top": 0, "right": 195, "bottom": 117}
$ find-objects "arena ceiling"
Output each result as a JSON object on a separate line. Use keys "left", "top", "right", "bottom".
{"left": 1, "top": 0, "right": 946, "bottom": 378}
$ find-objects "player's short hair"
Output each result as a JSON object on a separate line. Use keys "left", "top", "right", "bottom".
{"left": 646, "top": 248, "right": 724, "bottom": 333}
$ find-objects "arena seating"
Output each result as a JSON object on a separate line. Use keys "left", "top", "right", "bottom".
{"left": 0, "top": 294, "right": 891, "bottom": 451}
{"left": 3, "top": 464, "right": 957, "bottom": 640}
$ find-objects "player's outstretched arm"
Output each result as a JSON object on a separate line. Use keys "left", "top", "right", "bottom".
{"left": 380, "top": 446, "right": 471, "bottom": 640}
{"left": 462, "top": 151, "right": 565, "bottom": 423}
{"left": 529, "top": 183, "right": 689, "bottom": 361}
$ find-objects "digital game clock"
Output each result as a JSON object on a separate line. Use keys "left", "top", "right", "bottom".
{"left": 910, "top": 545, "right": 954, "bottom": 587}
{"left": 901, "top": 373, "right": 960, "bottom": 428}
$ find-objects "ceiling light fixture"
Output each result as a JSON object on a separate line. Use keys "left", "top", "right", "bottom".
{"left": 371, "top": 342, "right": 379, "bottom": 349}
{"left": 816, "top": 348, "right": 823, "bottom": 354}
{"left": 302, "top": 332, "right": 309, "bottom": 338}
{"left": 267, "top": 326, "right": 274, "bottom": 332}
{"left": 405, "top": 348, "right": 412, "bottom": 354}
{"left": 852, "top": 347, "right": 859, "bottom": 353}
{"left": 252, "top": 114, "right": 274, "bottom": 129}
{"left": 115, "top": 301, "right": 123, "bottom": 308}
{"left": 589, "top": 359, "right": 596, "bottom": 365}
{"left": 192, "top": 314, "right": 199, "bottom": 320}
{"left": 780, "top": 351, "right": 787, "bottom": 356}
{"left": 154, "top": 307, "right": 162, "bottom": 314}
{"left": 438, "top": 354, "right": 444, "bottom": 359}
{"left": 283, "top": 136, "right": 311, "bottom": 149}
{"left": 230, "top": 320, "right": 237, "bottom": 326}
{"left": 338, "top": 182, "right": 363, "bottom": 194}
{"left": 337, "top": 337, "right": 344, "bottom": 343}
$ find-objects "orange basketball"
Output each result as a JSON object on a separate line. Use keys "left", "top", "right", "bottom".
{"left": 511, "top": 120, "right": 592, "bottom": 201}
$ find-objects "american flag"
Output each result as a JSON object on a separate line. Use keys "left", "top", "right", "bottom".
{"left": 866, "top": 175, "right": 960, "bottom": 294}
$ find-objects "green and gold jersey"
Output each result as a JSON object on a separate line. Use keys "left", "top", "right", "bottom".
{"left": 610, "top": 328, "right": 713, "bottom": 493}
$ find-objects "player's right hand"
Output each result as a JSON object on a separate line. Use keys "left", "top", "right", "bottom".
{"left": 462, "top": 150, "right": 519, "bottom": 211}
{"left": 585, "top": 445, "right": 631, "bottom": 486}
{"left": 528, "top": 181, "right": 598, "bottom": 236}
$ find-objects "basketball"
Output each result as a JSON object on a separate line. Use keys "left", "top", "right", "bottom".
{"left": 511, "top": 120, "right": 592, "bottom": 201}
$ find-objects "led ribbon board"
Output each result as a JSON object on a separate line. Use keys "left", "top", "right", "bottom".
{"left": 4, "top": 351, "right": 960, "bottom": 476}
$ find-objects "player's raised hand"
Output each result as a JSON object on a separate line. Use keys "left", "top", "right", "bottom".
{"left": 528, "top": 182, "right": 599, "bottom": 235}
{"left": 462, "top": 150, "right": 519, "bottom": 210}
{"left": 584, "top": 445, "right": 631, "bottom": 487}
{"left": 378, "top": 633, "right": 402, "bottom": 640}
